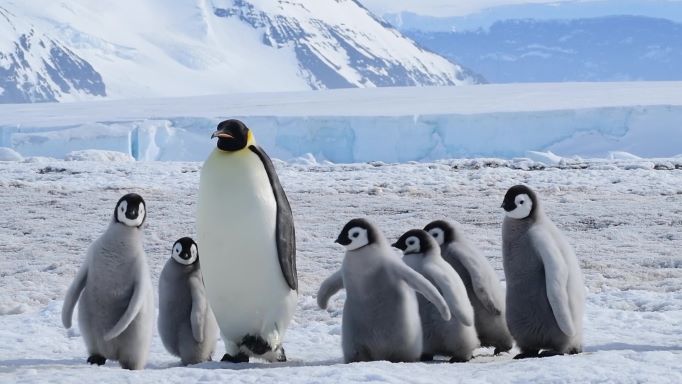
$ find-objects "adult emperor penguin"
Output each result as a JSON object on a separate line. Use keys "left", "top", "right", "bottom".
{"left": 317, "top": 218, "right": 451, "bottom": 363}
{"left": 158, "top": 237, "right": 219, "bottom": 365}
{"left": 197, "top": 119, "right": 297, "bottom": 363}
{"left": 501, "top": 185, "right": 585, "bottom": 359}
{"left": 62, "top": 193, "right": 154, "bottom": 370}
{"left": 394, "top": 229, "right": 479, "bottom": 362}
{"left": 424, "top": 220, "right": 513, "bottom": 355}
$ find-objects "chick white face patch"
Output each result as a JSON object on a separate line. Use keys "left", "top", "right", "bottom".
{"left": 345, "top": 227, "right": 369, "bottom": 251}
{"left": 506, "top": 193, "right": 533, "bottom": 219}
{"left": 404, "top": 236, "right": 421, "bottom": 254}
{"left": 172, "top": 242, "right": 197, "bottom": 265}
{"left": 428, "top": 228, "right": 445, "bottom": 246}
{"left": 117, "top": 201, "right": 146, "bottom": 227}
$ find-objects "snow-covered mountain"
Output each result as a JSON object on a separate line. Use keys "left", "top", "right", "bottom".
{"left": 0, "top": 6, "right": 105, "bottom": 103}
{"left": 0, "top": 0, "right": 478, "bottom": 104}
{"left": 403, "top": 16, "right": 682, "bottom": 83}
{"left": 382, "top": 0, "right": 682, "bottom": 32}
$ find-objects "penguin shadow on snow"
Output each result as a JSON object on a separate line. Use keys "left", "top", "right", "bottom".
{"left": 0, "top": 358, "right": 208, "bottom": 372}
{"left": 585, "top": 343, "right": 682, "bottom": 353}
{"left": 0, "top": 358, "right": 85, "bottom": 370}
{"left": 188, "top": 356, "right": 498, "bottom": 370}
{"left": 190, "top": 358, "right": 343, "bottom": 370}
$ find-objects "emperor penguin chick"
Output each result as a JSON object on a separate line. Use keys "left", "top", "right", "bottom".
{"left": 62, "top": 193, "right": 154, "bottom": 370}
{"left": 317, "top": 218, "right": 451, "bottom": 363}
{"left": 394, "top": 229, "right": 479, "bottom": 363}
{"left": 424, "top": 220, "right": 513, "bottom": 354}
{"left": 501, "top": 185, "right": 585, "bottom": 359}
{"left": 158, "top": 237, "right": 219, "bottom": 365}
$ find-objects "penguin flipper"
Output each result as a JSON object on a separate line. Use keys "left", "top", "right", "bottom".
{"left": 392, "top": 259, "right": 451, "bottom": 321}
{"left": 62, "top": 262, "right": 88, "bottom": 329}
{"left": 423, "top": 261, "right": 474, "bottom": 327}
{"left": 249, "top": 145, "right": 297, "bottom": 291}
{"left": 448, "top": 243, "right": 502, "bottom": 315}
{"left": 104, "top": 274, "right": 150, "bottom": 341}
{"left": 529, "top": 226, "right": 576, "bottom": 337}
{"left": 189, "top": 275, "right": 208, "bottom": 343}
{"left": 317, "top": 269, "right": 344, "bottom": 309}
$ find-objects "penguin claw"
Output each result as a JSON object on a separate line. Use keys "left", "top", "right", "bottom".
{"left": 276, "top": 347, "right": 287, "bottom": 362}
{"left": 494, "top": 346, "right": 512, "bottom": 355}
{"left": 87, "top": 354, "right": 106, "bottom": 366}
{"left": 221, "top": 353, "right": 249, "bottom": 363}
{"left": 538, "top": 350, "right": 563, "bottom": 358}
{"left": 449, "top": 356, "right": 471, "bottom": 363}
{"left": 420, "top": 354, "right": 434, "bottom": 362}
{"left": 568, "top": 347, "right": 582, "bottom": 355}
{"left": 513, "top": 350, "right": 540, "bottom": 359}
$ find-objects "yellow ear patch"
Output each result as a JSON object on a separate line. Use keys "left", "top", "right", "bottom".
{"left": 247, "top": 130, "right": 256, "bottom": 146}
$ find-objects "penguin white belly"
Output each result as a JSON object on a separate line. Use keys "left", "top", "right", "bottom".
{"left": 197, "top": 149, "right": 296, "bottom": 349}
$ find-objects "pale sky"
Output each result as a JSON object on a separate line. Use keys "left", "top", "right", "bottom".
{"left": 360, "top": 0, "right": 579, "bottom": 17}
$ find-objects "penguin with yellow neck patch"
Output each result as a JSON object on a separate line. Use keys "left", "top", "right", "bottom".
{"left": 197, "top": 119, "right": 297, "bottom": 363}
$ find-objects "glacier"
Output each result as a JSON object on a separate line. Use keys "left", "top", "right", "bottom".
{"left": 1, "top": 83, "right": 681, "bottom": 162}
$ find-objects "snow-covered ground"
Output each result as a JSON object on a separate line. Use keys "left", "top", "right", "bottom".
{"left": 1, "top": 157, "right": 681, "bottom": 383}
{"left": 2, "top": 82, "right": 682, "bottom": 162}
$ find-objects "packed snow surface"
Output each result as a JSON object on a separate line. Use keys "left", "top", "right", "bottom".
{"left": 1, "top": 82, "right": 682, "bottom": 162}
{"left": 63, "top": 150, "right": 134, "bottom": 162}
{"left": 0, "top": 157, "right": 681, "bottom": 383}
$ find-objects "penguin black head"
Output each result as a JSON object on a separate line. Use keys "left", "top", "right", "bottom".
{"left": 114, "top": 193, "right": 146, "bottom": 228}
{"left": 211, "top": 119, "right": 251, "bottom": 152}
{"left": 336, "top": 218, "right": 378, "bottom": 251}
{"left": 424, "top": 220, "right": 456, "bottom": 246}
{"left": 502, "top": 185, "right": 537, "bottom": 220}
{"left": 171, "top": 237, "right": 198, "bottom": 266}
{"left": 392, "top": 229, "right": 436, "bottom": 255}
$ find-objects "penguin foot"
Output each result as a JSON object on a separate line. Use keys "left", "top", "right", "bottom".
{"left": 87, "top": 354, "right": 106, "bottom": 366}
{"left": 538, "top": 350, "right": 563, "bottom": 358}
{"left": 513, "top": 350, "right": 539, "bottom": 360}
{"left": 221, "top": 353, "right": 249, "bottom": 363}
{"left": 568, "top": 346, "right": 582, "bottom": 355}
{"left": 275, "top": 346, "right": 287, "bottom": 362}
{"left": 241, "top": 335, "right": 272, "bottom": 356}
{"left": 449, "top": 356, "right": 471, "bottom": 363}
{"left": 494, "top": 346, "right": 512, "bottom": 355}
{"left": 420, "top": 354, "right": 434, "bottom": 362}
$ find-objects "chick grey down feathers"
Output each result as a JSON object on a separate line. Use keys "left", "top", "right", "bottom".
{"left": 424, "top": 220, "right": 513, "bottom": 354}
{"left": 318, "top": 218, "right": 451, "bottom": 363}
{"left": 395, "top": 229, "right": 479, "bottom": 362}
{"left": 62, "top": 193, "right": 154, "bottom": 370}
{"left": 501, "top": 185, "right": 585, "bottom": 358}
{"left": 158, "top": 237, "right": 219, "bottom": 365}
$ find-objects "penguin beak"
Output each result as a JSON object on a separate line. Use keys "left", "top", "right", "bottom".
{"left": 502, "top": 201, "right": 515, "bottom": 211}
{"left": 335, "top": 236, "right": 352, "bottom": 246}
{"left": 391, "top": 242, "right": 398, "bottom": 248}
{"left": 126, "top": 210, "right": 137, "bottom": 220}
{"left": 211, "top": 130, "right": 234, "bottom": 140}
